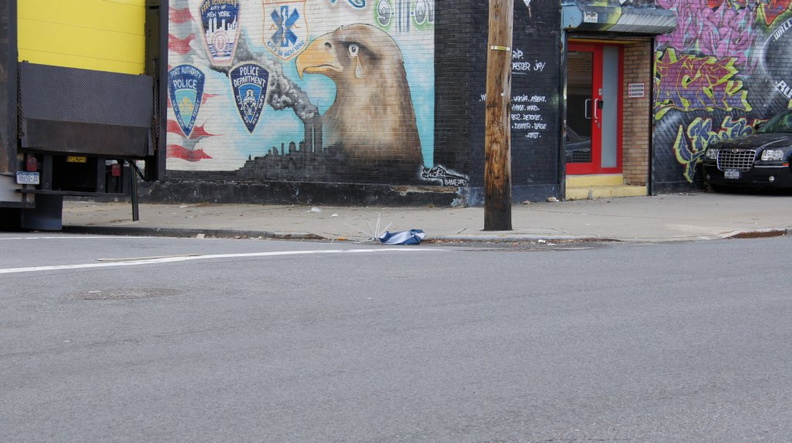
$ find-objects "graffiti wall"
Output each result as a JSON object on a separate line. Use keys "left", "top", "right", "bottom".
{"left": 653, "top": 0, "right": 792, "bottom": 189}
{"left": 465, "top": 0, "right": 562, "bottom": 203}
{"left": 168, "top": 0, "right": 452, "bottom": 185}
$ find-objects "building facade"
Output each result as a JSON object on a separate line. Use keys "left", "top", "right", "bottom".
{"left": 150, "top": 0, "right": 791, "bottom": 204}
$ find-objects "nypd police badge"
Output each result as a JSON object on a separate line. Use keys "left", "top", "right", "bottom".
{"left": 230, "top": 62, "right": 270, "bottom": 133}
{"left": 168, "top": 64, "right": 206, "bottom": 138}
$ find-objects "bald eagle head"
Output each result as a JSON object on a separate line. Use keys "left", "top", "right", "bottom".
{"left": 296, "top": 24, "right": 423, "bottom": 180}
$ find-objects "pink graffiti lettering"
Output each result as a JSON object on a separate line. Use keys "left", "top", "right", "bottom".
{"left": 656, "top": 0, "right": 754, "bottom": 67}
{"left": 708, "top": 0, "right": 792, "bottom": 25}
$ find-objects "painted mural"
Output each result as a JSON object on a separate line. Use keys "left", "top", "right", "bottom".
{"left": 653, "top": 0, "right": 792, "bottom": 187}
{"left": 168, "top": 0, "right": 462, "bottom": 185}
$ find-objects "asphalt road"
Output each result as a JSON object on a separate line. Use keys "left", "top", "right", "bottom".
{"left": 1, "top": 234, "right": 791, "bottom": 442}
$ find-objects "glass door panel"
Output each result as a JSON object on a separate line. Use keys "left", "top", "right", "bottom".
{"left": 566, "top": 46, "right": 594, "bottom": 171}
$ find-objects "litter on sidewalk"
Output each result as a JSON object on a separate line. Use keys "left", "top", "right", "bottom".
{"left": 379, "top": 229, "right": 426, "bottom": 245}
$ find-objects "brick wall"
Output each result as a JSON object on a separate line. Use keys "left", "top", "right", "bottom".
{"left": 621, "top": 41, "right": 652, "bottom": 186}
{"left": 509, "top": 4, "right": 562, "bottom": 188}
{"left": 167, "top": 0, "right": 440, "bottom": 186}
{"left": 434, "top": 1, "right": 480, "bottom": 177}
{"left": 465, "top": 1, "right": 563, "bottom": 202}
{"left": 156, "top": 0, "right": 568, "bottom": 205}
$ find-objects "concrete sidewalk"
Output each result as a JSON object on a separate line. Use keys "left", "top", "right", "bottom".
{"left": 59, "top": 192, "right": 792, "bottom": 243}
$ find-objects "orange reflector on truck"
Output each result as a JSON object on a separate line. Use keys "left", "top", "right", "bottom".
{"left": 26, "top": 155, "right": 38, "bottom": 171}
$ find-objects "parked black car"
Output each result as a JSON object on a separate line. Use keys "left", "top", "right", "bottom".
{"left": 702, "top": 110, "right": 792, "bottom": 189}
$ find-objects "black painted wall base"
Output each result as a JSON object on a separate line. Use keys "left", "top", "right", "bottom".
{"left": 463, "top": 185, "right": 562, "bottom": 206}
{"left": 138, "top": 178, "right": 466, "bottom": 207}
{"left": 651, "top": 180, "right": 702, "bottom": 195}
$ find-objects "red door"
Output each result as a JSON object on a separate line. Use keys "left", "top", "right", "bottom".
{"left": 566, "top": 43, "right": 622, "bottom": 175}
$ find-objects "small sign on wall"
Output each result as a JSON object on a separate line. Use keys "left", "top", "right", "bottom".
{"left": 628, "top": 82, "right": 645, "bottom": 99}
{"left": 584, "top": 11, "right": 599, "bottom": 23}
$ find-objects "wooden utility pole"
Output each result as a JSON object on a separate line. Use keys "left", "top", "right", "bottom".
{"left": 484, "top": 0, "right": 514, "bottom": 231}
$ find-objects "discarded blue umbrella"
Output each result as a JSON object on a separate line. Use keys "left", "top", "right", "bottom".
{"left": 378, "top": 229, "right": 426, "bottom": 245}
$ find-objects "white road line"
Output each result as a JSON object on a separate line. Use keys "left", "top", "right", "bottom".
{"left": 95, "top": 253, "right": 203, "bottom": 262}
{"left": 0, "top": 236, "right": 138, "bottom": 241}
{"left": 0, "top": 248, "right": 441, "bottom": 275}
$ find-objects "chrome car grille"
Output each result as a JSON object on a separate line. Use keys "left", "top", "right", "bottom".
{"left": 717, "top": 149, "right": 756, "bottom": 171}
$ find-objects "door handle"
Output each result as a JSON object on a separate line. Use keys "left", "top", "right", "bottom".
{"left": 594, "top": 99, "right": 601, "bottom": 120}
{"left": 584, "top": 99, "right": 591, "bottom": 120}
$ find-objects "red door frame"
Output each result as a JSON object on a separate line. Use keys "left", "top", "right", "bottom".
{"left": 566, "top": 42, "right": 624, "bottom": 176}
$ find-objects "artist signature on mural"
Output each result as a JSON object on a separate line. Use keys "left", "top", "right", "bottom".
{"left": 421, "top": 166, "right": 469, "bottom": 186}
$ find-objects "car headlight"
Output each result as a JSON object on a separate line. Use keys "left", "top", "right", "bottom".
{"left": 761, "top": 149, "right": 786, "bottom": 161}
{"left": 705, "top": 148, "right": 719, "bottom": 160}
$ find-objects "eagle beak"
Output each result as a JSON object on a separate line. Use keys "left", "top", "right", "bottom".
{"left": 296, "top": 34, "right": 341, "bottom": 79}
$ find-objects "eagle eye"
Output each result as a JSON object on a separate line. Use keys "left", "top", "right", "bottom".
{"left": 348, "top": 43, "right": 360, "bottom": 57}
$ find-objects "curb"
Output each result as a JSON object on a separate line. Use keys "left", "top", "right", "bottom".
{"left": 60, "top": 225, "right": 790, "bottom": 244}
{"left": 61, "top": 225, "right": 325, "bottom": 241}
{"left": 61, "top": 225, "right": 605, "bottom": 244}
{"left": 428, "top": 235, "right": 617, "bottom": 244}
{"left": 725, "top": 228, "right": 791, "bottom": 239}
